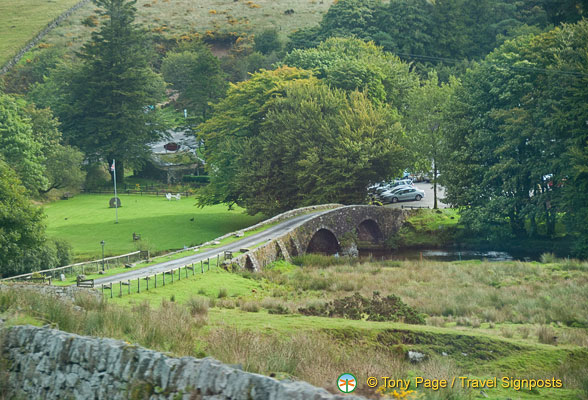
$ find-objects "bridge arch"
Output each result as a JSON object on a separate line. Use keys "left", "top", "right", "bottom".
{"left": 356, "top": 219, "right": 383, "bottom": 244}
{"left": 306, "top": 228, "right": 340, "bottom": 255}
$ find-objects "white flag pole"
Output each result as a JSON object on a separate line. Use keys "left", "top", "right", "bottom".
{"left": 113, "top": 159, "right": 118, "bottom": 224}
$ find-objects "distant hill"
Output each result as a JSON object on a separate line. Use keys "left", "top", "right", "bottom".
{"left": 0, "top": 0, "right": 81, "bottom": 66}
{"left": 1, "top": 0, "right": 332, "bottom": 69}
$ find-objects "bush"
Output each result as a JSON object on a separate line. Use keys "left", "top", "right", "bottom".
{"left": 84, "top": 163, "right": 111, "bottom": 189}
{"left": 218, "top": 287, "right": 228, "bottom": 298}
{"left": 299, "top": 292, "right": 425, "bottom": 324}
{"left": 253, "top": 29, "right": 282, "bottom": 54}
{"left": 537, "top": 325, "right": 557, "bottom": 345}
{"left": 240, "top": 301, "right": 260, "bottom": 312}
{"left": 186, "top": 296, "right": 209, "bottom": 316}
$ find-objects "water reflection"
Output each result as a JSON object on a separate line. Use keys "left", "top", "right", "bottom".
{"left": 359, "top": 249, "right": 534, "bottom": 262}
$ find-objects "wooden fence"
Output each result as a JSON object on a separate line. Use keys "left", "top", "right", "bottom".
{"left": 99, "top": 252, "right": 229, "bottom": 298}
{"left": 81, "top": 189, "right": 192, "bottom": 197}
{"left": 1, "top": 251, "right": 148, "bottom": 282}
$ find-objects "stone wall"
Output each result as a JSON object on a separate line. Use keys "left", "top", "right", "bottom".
{"left": 0, "top": 325, "right": 366, "bottom": 400}
{"left": 0, "top": 0, "right": 92, "bottom": 75}
{"left": 0, "top": 283, "right": 101, "bottom": 303}
{"left": 229, "top": 206, "right": 413, "bottom": 271}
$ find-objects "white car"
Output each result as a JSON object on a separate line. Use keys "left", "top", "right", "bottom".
{"left": 381, "top": 187, "right": 425, "bottom": 203}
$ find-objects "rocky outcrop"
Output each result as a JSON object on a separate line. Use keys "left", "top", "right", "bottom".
{"left": 0, "top": 325, "right": 365, "bottom": 400}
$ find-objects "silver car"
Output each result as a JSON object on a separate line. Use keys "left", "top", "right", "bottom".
{"left": 382, "top": 187, "right": 425, "bottom": 203}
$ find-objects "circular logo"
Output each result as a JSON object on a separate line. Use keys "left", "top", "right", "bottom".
{"left": 337, "top": 373, "right": 357, "bottom": 393}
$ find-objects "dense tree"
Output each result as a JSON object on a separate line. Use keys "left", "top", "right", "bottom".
{"left": 162, "top": 42, "right": 227, "bottom": 123}
{"left": 0, "top": 93, "right": 85, "bottom": 196}
{"left": 35, "top": 0, "right": 167, "bottom": 183}
{"left": 0, "top": 94, "right": 47, "bottom": 194}
{"left": 287, "top": 0, "right": 586, "bottom": 75}
{"left": 284, "top": 37, "right": 416, "bottom": 108}
{"left": 0, "top": 159, "right": 46, "bottom": 277}
{"left": 253, "top": 29, "right": 282, "bottom": 55}
{"left": 441, "top": 21, "right": 588, "bottom": 254}
{"left": 197, "top": 66, "right": 312, "bottom": 208}
{"left": 403, "top": 72, "right": 458, "bottom": 209}
{"left": 198, "top": 67, "right": 408, "bottom": 215}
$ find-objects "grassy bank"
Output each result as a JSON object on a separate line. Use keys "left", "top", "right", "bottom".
{"left": 43, "top": 194, "right": 264, "bottom": 260}
{"left": 3, "top": 256, "right": 586, "bottom": 399}
{"left": 0, "top": 0, "right": 80, "bottom": 66}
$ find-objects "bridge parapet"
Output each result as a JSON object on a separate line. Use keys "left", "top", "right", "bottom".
{"left": 227, "top": 206, "right": 412, "bottom": 271}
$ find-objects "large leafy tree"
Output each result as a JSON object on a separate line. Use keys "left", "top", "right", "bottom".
{"left": 442, "top": 21, "right": 588, "bottom": 253}
{"left": 284, "top": 37, "right": 416, "bottom": 108}
{"left": 161, "top": 42, "right": 227, "bottom": 124}
{"left": 197, "top": 66, "right": 312, "bottom": 209}
{"left": 48, "top": 0, "right": 166, "bottom": 182}
{"left": 0, "top": 94, "right": 47, "bottom": 194}
{"left": 403, "top": 72, "right": 458, "bottom": 209}
{"left": 198, "top": 67, "right": 408, "bottom": 215}
{"left": 0, "top": 159, "right": 45, "bottom": 277}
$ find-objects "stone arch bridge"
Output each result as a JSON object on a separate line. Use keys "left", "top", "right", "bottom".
{"left": 231, "top": 206, "right": 412, "bottom": 271}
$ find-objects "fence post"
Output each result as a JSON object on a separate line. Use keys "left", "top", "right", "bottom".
{"left": 154, "top": 273, "right": 157, "bottom": 288}
{"left": 119, "top": 281, "right": 122, "bottom": 297}
{"left": 138, "top": 278, "right": 140, "bottom": 293}
{"left": 171, "top": 269, "right": 174, "bottom": 283}
{"left": 128, "top": 280, "right": 130, "bottom": 295}
{"left": 110, "top": 284, "right": 113, "bottom": 299}
{"left": 146, "top": 276, "right": 149, "bottom": 290}
{"left": 185, "top": 266, "right": 188, "bottom": 279}
{"left": 201, "top": 260, "right": 203, "bottom": 273}
{"left": 192, "top": 263, "right": 195, "bottom": 275}
{"left": 217, "top": 254, "right": 219, "bottom": 268}
{"left": 208, "top": 258, "right": 210, "bottom": 271}
{"left": 102, "top": 284, "right": 104, "bottom": 295}
{"left": 178, "top": 267, "right": 181, "bottom": 281}
{"left": 163, "top": 272, "right": 165, "bottom": 286}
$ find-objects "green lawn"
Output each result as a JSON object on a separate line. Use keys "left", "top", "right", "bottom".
{"left": 44, "top": 194, "right": 264, "bottom": 261}
{"left": 0, "top": 0, "right": 80, "bottom": 66}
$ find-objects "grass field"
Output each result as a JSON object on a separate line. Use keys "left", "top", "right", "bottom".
{"left": 3, "top": 256, "right": 587, "bottom": 399}
{"left": 9, "top": 0, "right": 333, "bottom": 67}
{"left": 43, "top": 194, "right": 264, "bottom": 261}
{"left": 0, "top": 0, "right": 80, "bottom": 66}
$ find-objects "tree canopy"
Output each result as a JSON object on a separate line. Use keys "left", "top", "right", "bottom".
{"left": 284, "top": 37, "right": 416, "bottom": 107}
{"left": 288, "top": 0, "right": 587, "bottom": 73}
{"left": 441, "top": 20, "right": 588, "bottom": 255}
{"left": 31, "top": 0, "right": 167, "bottom": 181}
{"left": 198, "top": 67, "right": 408, "bottom": 215}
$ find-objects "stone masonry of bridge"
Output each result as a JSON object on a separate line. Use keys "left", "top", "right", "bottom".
{"left": 228, "top": 206, "right": 413, "bottom": 271}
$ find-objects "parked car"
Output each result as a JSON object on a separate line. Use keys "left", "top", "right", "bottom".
{"left": 381, "top": 187, "right": 425, "bottom": 203}
{"left": 378, "top": 185, "right": 412, "bottom": 199}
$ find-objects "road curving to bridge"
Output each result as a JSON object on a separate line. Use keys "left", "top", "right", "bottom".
{"left": 93, "top": 208, "right": 336, "bottom": 286}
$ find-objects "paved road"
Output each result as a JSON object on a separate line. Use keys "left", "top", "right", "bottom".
{"left": 385, "top": 182, "right": 448, "bottom": 209}
{"left": 94, "top": 209, "right": 334, "bottom": 285}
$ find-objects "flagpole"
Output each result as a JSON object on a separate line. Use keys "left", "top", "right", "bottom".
{"left": 113, "top": 159, "right": 118, "bottom": 224}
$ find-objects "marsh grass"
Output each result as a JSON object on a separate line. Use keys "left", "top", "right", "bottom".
{"left": 0, "top": 288, "right": 203, "bottom": 355}
{"left": 264, "top": 255, "right": 588, "bottom": 330}
{"left": 205, "top": 326, "right": 412, "bottom": 396}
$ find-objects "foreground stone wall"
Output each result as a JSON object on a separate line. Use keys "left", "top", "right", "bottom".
{"left": 0, "top": 325, "right": 365, "bottom": 400}
{"left": 0, "top": 283, "right": 101, "bottom": 303}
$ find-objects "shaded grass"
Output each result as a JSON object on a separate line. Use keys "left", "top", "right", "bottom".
{"left": 43, "top": 194, "right": 264, "bottom": 260}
